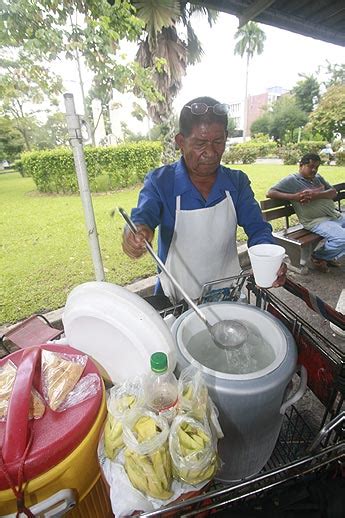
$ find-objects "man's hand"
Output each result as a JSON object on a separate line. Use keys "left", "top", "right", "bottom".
{"left": 122, "top": 224, "right": 154, "bottom": 259}
{"left": 272, "top": 262, "right": 287, "bottom": 288}
{"left": 297, "top": 186, "right": 325, "bottom": 204}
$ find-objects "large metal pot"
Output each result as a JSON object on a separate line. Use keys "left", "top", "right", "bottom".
{"left": 171, "top": 302, "right": 307, "bottom": 482}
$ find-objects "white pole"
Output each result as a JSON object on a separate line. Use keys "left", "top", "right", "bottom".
{"left": 64, "top": 93, "right": 105, "bottom": 281}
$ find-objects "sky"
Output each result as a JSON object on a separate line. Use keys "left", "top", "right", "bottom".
{"left": 173, "top": 13, "right": 345, "bottom": 110}
{"left": 59, "top": 11, "right": 345, "bottom": 130}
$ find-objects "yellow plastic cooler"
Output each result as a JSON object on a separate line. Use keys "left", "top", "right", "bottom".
{"left": 0, "top": 344, "right": 112, "bottom": 517}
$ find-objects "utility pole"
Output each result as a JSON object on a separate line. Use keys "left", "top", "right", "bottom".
{"left": 64, "top": 93, "right": 105, "bottom": 281}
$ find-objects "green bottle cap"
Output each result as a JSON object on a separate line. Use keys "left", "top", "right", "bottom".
{"left": 150, "top": 352, "right": 168, "bottom": 373}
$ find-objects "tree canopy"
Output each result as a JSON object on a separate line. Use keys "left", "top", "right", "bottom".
{"left": 0, "top": 54, "right": 62, "bottom": 150}
{"left": 251, "top": 95, "right": 308, "bottom": 141}
{"left": 0, "top": 117, "right": 25, "bottom": 161}
{"left": 308, "top": 84, "right": 345, "bottom": 140}
{"left": 292, "top": 74, "right": 320, "bottom": 114}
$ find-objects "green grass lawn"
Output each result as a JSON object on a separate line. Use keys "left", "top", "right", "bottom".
{"left": 1, "top": 163, "right": 344, "bottom": 325}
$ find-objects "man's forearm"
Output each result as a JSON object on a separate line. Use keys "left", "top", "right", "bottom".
{"left": 267, "top": 189, "right": 296, "bottom": 200}
{"left": 313, "top": 188, "right": 337, "bottom": 200}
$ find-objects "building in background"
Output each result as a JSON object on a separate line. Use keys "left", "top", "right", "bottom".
{"left": 228, "top": 86, "right": 289, "bottom": 142}
{"left": 247, "top": 86, "right": 289, "bottom": 134}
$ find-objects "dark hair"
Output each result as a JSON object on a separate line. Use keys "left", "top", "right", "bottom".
{"left": 300, "top": 153, "right": 321, "bottom": 165}
{"left": 179, "top": 96, "right": 228, "bottom": 136}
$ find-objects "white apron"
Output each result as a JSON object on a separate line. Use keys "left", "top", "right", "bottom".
{"left": 159, "top": 191, "right": 241, "bottom": 303}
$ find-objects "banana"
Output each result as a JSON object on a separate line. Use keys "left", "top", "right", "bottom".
{"left": 151, "top": 445, "right": 172, "bottom": 491}
{"left": 181, "top": 384, "right": 208, "bottom": 421}
{"left": 104, "top": 394, "right": 138, "bottom": 460}
{"left": 116, "top": 394, "right": 136, "bottom": 412}
{"left": 178, "top": 428, "right": 203, "bottom": 451}
{"left": 125, "top": 448, "right": 173, "bottom": 500}
{"left": 182, "top": 383, "right": 193, "bottom": 400}
{"left": 134, "top": 415, "right": 157, "bottom": 442}
{"left": 173, "top": 421, "right": 217, "bottom": 485}
{"left": 125, "top": 451, "right": 150, "bottom": 494}
{"left": 104, "top": 414, "right": 124, "bottom": 460}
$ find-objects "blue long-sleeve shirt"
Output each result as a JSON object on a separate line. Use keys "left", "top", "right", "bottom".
{"left": 131, "top": 158, "right": 273, "bottom": 268}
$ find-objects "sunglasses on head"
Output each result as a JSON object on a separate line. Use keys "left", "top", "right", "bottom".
{"left": 184, "top": 102, "right": 230, "bottom": 116}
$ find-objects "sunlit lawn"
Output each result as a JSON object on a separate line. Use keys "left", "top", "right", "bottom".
{"left": 1, "top": 162, "right": 344, "bottom": 324}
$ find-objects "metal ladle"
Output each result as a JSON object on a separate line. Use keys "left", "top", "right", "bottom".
{"left": 119, "top": 208, "right": 248, "bottom": 349}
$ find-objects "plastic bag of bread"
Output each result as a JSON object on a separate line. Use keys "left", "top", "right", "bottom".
{"left": 0, "top": 360, "right": 45, "bottom": 420}
{"left": 41, "top": 350, "right": 87, "bottom": 411}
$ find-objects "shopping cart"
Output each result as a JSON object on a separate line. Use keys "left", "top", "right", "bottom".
{"left": 139, "top": 274, "right": 345, "bottom": 517}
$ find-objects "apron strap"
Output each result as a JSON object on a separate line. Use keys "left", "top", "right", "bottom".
{"left": 176, "top": 192, "right": 230, "bottom": 210}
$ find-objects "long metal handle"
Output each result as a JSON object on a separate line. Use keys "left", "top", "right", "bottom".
{"left": 119, "top": 208, "right": 210, "bottom": 329}
{"left": 307, "top": 411, "right": 345, "bottom": 454}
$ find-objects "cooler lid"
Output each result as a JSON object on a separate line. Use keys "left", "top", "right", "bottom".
{"left": 62, "top": 282, "right": 177, "bottom": 384}
{"left": 0, "top": 344, "right": 102, "bottom": 490}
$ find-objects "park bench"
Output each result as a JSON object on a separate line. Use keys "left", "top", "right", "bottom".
{"left": 260, "top": 182, "right": 345, "bottom": 274}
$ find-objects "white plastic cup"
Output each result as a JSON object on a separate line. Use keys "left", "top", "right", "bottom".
{"left": 248, "top": 244, "right": 286, "bottom": 288}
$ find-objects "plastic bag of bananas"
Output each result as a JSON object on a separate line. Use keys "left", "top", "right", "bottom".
{"left": 122, "top": 408, "right": 173, "bottom": 500}
{"left": 177, "top": 365, "right": 209, "bottom": 421}
{"left": 169, "top": 414, "right": 218, "bottom": 485}
{"left": 104, "top": 378, "right": 143, "bottom": 460}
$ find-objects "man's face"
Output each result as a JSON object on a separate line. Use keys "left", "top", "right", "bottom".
{"left": 299, "top": 160, "right": 320, "bottom": 180}
{"left": 175, "top": 122, "right": 227, "bottom": 178}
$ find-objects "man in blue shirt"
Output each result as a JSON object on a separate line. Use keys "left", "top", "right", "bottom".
{"left": 122, "top": 96, "right": 285, "bottom": 303}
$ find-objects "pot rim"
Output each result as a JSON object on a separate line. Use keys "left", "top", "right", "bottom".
{"left": 172, "top": 302, "right": 289, "bottom": 381}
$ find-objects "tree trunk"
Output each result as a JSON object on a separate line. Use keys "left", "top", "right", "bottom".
{"left": 243, "top": 52, "right": 250, "bottom": 142}
{"left": 161, "top": 114, "right": 177, "bottom": 164}
{"left": 19, "top": 127, "right": 31, "bottom": 151}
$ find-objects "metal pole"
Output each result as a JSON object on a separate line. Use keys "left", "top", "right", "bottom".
{"left": 64, "top": 92, "right": 105, "bottom": 281}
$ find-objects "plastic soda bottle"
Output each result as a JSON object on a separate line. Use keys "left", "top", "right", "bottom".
{"left": 144, "top": 352, "right": 178, "bottom": 423}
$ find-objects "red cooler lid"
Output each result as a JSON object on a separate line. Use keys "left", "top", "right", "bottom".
{"left": 0, "top": 344, "right": 103, "bottom": 490}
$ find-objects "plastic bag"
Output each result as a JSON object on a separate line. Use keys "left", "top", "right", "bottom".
{"left": 0, "top": 360, "right": 45, "bottom": 421}
{"left": 122, "top": 408, "right": 173, "bottom": 500}
{"left": 104, "top": 378, "right": 143, "bottom": 460}
{"left": 41, "top": 350, "right": 87, "bottom": 411}
{"left": 169, "top": 414, "right": 218, "bottom": 485}
{"left": 55, "top": 373, "right": 101, "bottom": 412}
{"left": 178, "top": 366, "right": 209, "bottom": 422}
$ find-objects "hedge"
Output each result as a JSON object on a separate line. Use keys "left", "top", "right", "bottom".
{"left": 223, "top": 140, "right": 330, "bottom": 165}
{"left": 223, "top": 141, "right": 278, "bottom": 164}
{"left": 21, "top": 141, "right": 163, "bottom": 193}
{"left": 278, "top": 141, "right": 326, "bottom": 164}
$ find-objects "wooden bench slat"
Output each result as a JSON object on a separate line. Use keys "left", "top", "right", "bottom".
{"left": 288, "top": 233, "right": 321, "bottom": 245}
{"left": 260, "top": 199, "right": 291, "bottom": 210}
{"left": 262, "top": 206, "right": 295, "bottom": 222}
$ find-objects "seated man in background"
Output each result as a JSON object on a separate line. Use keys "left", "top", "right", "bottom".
{"left": 320, "top": 143, "right": 335, "bottom": 165}
{"left": 267, "top": 153, "right": 345, "bottom": 272}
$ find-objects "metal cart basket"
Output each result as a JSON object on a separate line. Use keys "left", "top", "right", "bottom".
{"left": 138, "top": 274, "right": 345, "bottom": 517}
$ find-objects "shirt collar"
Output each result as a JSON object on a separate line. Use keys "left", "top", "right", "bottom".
{"left": 173, "top": 157, "right": 231, "bottom": 199}
{"left": 173, "top": 158, "right": 193, "bottom": 196}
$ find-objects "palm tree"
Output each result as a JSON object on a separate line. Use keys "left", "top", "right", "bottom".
{"left": 234, "top": 21, "right": 266, "bottom": 141}
{"left": 132, "top": 1, "right": 218, "bottom": 162}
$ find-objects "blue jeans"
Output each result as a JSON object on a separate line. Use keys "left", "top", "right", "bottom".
{"left": 311, "top": 215, "right": 345, "bottom": 261}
